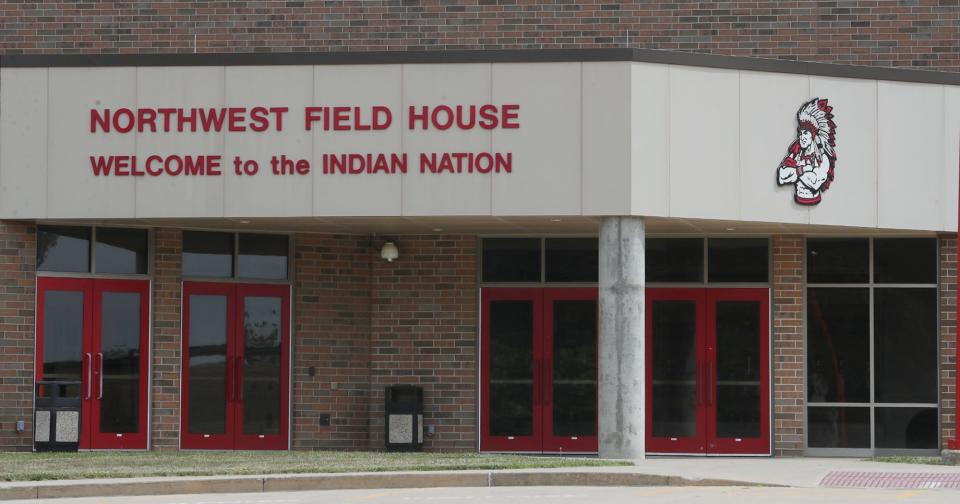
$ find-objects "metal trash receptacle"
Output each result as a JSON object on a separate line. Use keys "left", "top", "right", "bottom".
{"left": 34, "top": 381, "right": 82, "bottom": 452}
{"left": 384, "top": 385, "right": 423, "bottom": 451}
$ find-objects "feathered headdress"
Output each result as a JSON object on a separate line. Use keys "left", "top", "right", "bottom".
{"left": 797, "top": 98, "right": 836, "bottom": 160}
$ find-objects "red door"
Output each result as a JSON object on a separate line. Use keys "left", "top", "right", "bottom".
{"left": 646, "top": 288, "right": 769, "bottom": 455}
{"left": 480, "top": 288, "right": 598, "bottom": 453}
{"left": 181, "top": 282, "right": 290, "bottom": 450}
{"left": 36, "top": 277, "right": 150, "bottom": 450}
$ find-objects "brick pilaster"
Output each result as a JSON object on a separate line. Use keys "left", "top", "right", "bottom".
{"left": 772, "top": 235, "right": 804, "bottom": 456}
{"left": 150, "top": 228, "right": 182, "bottom": 450}
{"left": 0, "top": 222, "right": 35, "bottom": 451}
{"left": 940, "top": 234, "right": 957, "bottom": 450}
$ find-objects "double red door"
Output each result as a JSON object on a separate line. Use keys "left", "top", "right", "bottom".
{"left": 181, "top": 282, "right": 290, "bottom": 450}
{"left": 646, "top": 288, "right": 770, "bottom": 455}
{"left": 36, "top": 277, "right": 150, "bottom": 449}
{"left": 480, "top": 288, "right": 598, "bottom": 453}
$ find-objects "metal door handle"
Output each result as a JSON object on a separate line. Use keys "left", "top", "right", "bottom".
{"left": 97, "top": 352, "right": 104, "bottom": 400}
{"left": 85, "top": 353, "right": 92, "bottom": 399}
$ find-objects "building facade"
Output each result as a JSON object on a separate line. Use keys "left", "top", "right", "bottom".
{"left": 0, "top": 1, "right": 958, "bottom": 458}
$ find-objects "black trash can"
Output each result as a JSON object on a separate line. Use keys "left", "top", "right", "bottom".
{"left": 34, "top": 381, "right": 82, "bottom": 452}
{"left": 384, "top": 385, "right": 424, "bottom": 451}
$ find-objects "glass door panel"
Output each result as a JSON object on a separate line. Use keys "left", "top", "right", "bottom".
{"left": 706, "top": 289, "right": 770, "bottom": 454}
{"left": 90, "top": 280, "right": 150, "bottom": 449}
{"left": 181, "top": 283, "right": 235, "bottom": 449}
{"left": 235, "top": 285, "right": 289, "bottom": 450}
{"left": 646, "top": 289, "right": 706, "bottom": 454}
{"left": 481, "top": 288, "right": 542, "bottom": 451}
{"left": 543, "top": 289, "right": 597, "bottom": 453}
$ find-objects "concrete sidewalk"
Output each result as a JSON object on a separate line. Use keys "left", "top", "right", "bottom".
{"left": 1, "top": 457, "right": 959, "bottom": 500}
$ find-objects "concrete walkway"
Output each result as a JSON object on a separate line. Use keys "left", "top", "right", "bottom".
{"left": 1, "top": 457, "right": 959, "bottom": 500}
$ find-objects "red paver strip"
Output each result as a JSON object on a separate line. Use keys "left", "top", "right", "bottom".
{"left": 820, "top": 471, "right": 960, "bottom": 489}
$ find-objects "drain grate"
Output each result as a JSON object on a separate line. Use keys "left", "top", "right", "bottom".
{"left": 820, "top": 471, "right": 960, "bottom": 489}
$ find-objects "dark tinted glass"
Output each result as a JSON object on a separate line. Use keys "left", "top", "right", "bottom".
{"left": 551, "top": 300, "right": 597, "bottom": 437}
{"left": 242, "top": 296, "right": 283, "bottom": 435}
{"left": 238, "top": 234, "right": 288, "bottom": 280}
{"left": 715, "top": 301, "right": 761, "bottom": 439}
{"left": 875, "top": 407, "right": 938, "bottom": 450}
{"left": 545, "top": 238, "right": 598, "bottom": 282}
{"left": 807, "top": 238, "right": 869, "bottom": 284}
{"left": 874, "top": 238, "right": 937, "bottom": 284}
{"left": 99, "top": 292, "right": 141, "bottom": 434}
{"left": 808, "top": 407, "right": 870, "bottom": 448}
{"left": 807, "top": 288, "right": 870, "bottom": 403}
{"left": 183, "top": 231, "right": 234, "bottom": 278}
{"left": 489, "top": 300, "right": 534, "bottom": 436}
{"left": 42, "top": 290, "right": 84, "bottom": 381}
{"left": 874, "top": 288, "right": 938, "bottom": 403}
{"left": 187, "top": 295, "right": 228, "bottom": 434}
{"left": 646, "top": 238, "right": 703, "bottom": 283}
{"left": 707, "top": 238, "right": 768, "bottom": 283}
{"left": 482, "top": 238, "right": 541, "bottom": 283}
{"left": 37, "top": 226, "right": 90, "bottom": 273}
{"left": 95, "top": 228, "right": 148, "bottom": 274}
{"left": 651, "top": 300, "right": 698, "bottom": 438}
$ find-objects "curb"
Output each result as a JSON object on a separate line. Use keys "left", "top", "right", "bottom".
{"left": 0, "top": 471, "right": 779, "bottom": 501}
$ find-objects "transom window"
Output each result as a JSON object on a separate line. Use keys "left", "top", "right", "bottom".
{"left": 805, "top": 237, "right": 939, "bottom": 453}
{"left": 182, "top": 231, "right": 289, "bottom": 281}
{"left": 647, "top": 237, "right": 769, "bottom": 284}
{"left": 38, "top": 225, "right": 148, "bottom": 275}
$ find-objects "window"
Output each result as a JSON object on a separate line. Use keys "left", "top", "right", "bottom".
{"left": 182, "top": 231, "right": 289, "bottom": 281}
{"left": 646, "top": 238, "right": 769, "bottom": 284}
{"left": 806, "top": 237, "right": 939, "bottom": 452}
{"left": 481, "top": 238, "right": 597, "bottom": 284}
{"left": 38, "top": 225, "right": 147, "bottom": 275}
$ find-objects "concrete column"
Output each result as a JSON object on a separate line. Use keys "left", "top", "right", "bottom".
{"left": 598, "top": 216, "right": 645, "bottom": 459}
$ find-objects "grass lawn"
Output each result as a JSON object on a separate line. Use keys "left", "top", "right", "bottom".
{"left": 866, "top": 456, "right": 946, "bottom": 466}
{"left": 0, "top": 451, "right": 632, "bottom": 482}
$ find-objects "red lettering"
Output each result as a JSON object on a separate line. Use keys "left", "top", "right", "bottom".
{"left": 502, "top": 104, "right": 520, "bottom": 129}
{"left": 333, "top": 107, "right": 350, "bottom": 131}
{"left": 113, "top": 155, "right": 131, "bottom": 176}
{"left": 90, "top": 156, "right": 113, "bottom": 176}
{"left": 478, "top": 104, "right": 499, "bottom": 129}
{"left": 270, "top": 107, "right": 287, "bottom": 131}
{"left": 373, "top": 106, "right": 392, "bottom": 130}
{"left": 145, "top": 155, "right": 163, "bottom": 176}
{"left": 228, "top": 107, "right": 246, "bottom": 132}
{"left": 112, "top": 108, "right": 135, "bottom": 133}
{"left": 431, "top": 105, "right": 453, "bottom": 131}
{"left": 158, "top": 108, "right": 176, "bottom": 131}
{"left": 409, "top": 106, "right": 429, "bottom": 130}
{"left": 136, "top": 109, "right": 157, "bottom": 133}
{"left": 354, "top": 107, "right": 370, "bottom": 131}
{"left": 305, "top": 107, "right": 322, "bottom": 131}
{"left": 249, "top": 107, "right": 270, "bottom": 132}
{"left": 178, "top": 108, "right": 198, "bottom": 132}
{"left": 90, "top": 110, "right": 110, "bottom": 133}
{"left": 456, "top": 105, "right": 476, "bottom": 129}
{"left": 197, "top": 108, "right": 225, "bottom": 132}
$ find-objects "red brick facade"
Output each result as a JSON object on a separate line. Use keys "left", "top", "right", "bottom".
{"left": 0, "top": 1, "right": 958, "bottom": 72}
{"left": 150, "top": 229, "right": 183, "bottom": 450}
{"left": 0, "top": 222, "right": 35, "bottom": 451}
{"left": 941, "top": 234, "right": 957, "bottom": 449}
{"left": 772, "top": 235, "right": 805, "bottom": 456}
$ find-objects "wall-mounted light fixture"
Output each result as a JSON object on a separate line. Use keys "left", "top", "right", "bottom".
{"left": 380, "top": 241, "right": 399, "bottom": 262}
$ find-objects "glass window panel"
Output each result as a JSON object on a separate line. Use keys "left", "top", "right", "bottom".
{"left": 183, "top": 231, "right": 234, "bottom": 278}
{"left": 552, "top": 300, "right": 597, "bottom": 437}
{"left": 707, "top": 238, "right": 769, "bottom": 283}
{"left": 187, "top": 295, "right": 228, "bottom": 434}
{"left": 489, "top": 300, "right": 534, "bottom": 436}
{"left": 544, "top": 238, "right": 598, "bottom": 283}
{"left": 482, "top": 238, "right": 541, "bottom": 283}
{"left": 875, "top": 407, "right": 938, "bottom": 450}
{"left": 874, "top": 288, "right": 938, "bottom": 404}
{"left": 646, "top": 238, "right": 703, "bottom": 283}
{"left": 651, "top": 300, "right": 698, "bottom": 438}
{"left": 99, "top": 292, "right": 141, "bottom": 434}
{"left": 806, "top": 238, "right": 869, "bottom": 284}
{"left": 238, "top": 234, "right": 288, "bottom": 280}
{"left": 715, "top": 301, "right": 761, "bottom": 439}
{"left": 807, "top": 407, "right": 871, "bottom": 448}
{"left": 95, "top": 228, "right": 148, "bottom": 275}
{"left": 242, "top": 296, "right": 283, "bottom": 435}
{"left": 874, "top": 238, "right": 937, "bottom": 284}
{"left": 37, "top": 226, "right": 91, "bottom": 273}
{"left": 42, "top": 291, "right": 85, "bottom": 381}
{"left": 807, "top": 288, "right": 870, "bottom": 403}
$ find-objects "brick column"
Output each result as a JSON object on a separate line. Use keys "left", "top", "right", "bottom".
{"left": 292, "top": 234, "right": 371, "bottom": 450}
{"left": 940, "top": 234, "right": 957, "bottom": 450}
{"left": 772, "top": 235, "right": 804, "bottom": 456}
{"left": 150, "top": 228, "right": 182, "bottom": 450}
{"left": 0, "top": 222, "right": 35, "bottom": 451}
{"left": 369, "top": 235, "right": 477, "bottom": 451}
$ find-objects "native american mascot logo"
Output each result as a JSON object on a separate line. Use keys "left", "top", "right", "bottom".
{"left": 776, "top": 98, "right": 837, "bottom": 205}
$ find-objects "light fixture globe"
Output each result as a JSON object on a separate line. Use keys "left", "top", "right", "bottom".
{"left": 380, "top": 241, "right": 399, "bottom": 262}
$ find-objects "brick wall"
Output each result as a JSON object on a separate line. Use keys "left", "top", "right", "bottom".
{"left": 940, "top": 234, "right": 957, "bottom": 450}
{"left": 369, "top": 236, "right": 477, "bottom": 451}
{"left": 0, "top": 1, "right": 957, "bottom": 72}
{"left": 150, "top": 229, "right": 182, "bottom": 450}
{"left": 292, "top": 234, "right": 372, "bottom": 450}
{"left": 0, "top": 222, "right": 35, "bottom": 451}
{"left": 772, "top": 235, "right": 805, "bottom": 456}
